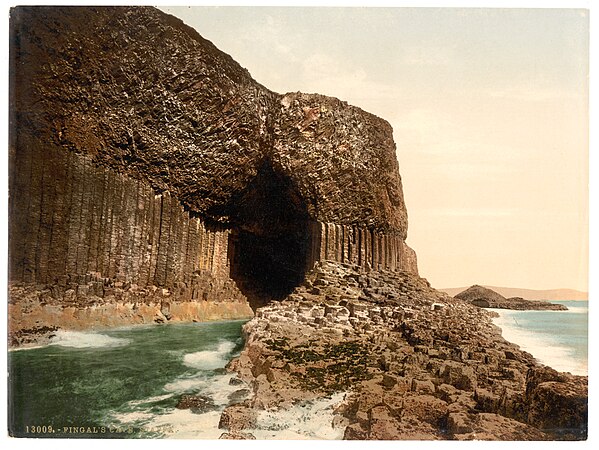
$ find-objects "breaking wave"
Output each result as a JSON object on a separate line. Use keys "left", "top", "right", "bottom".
{"left": 49, "top": 330, "right": 130, "bottom": 348}
{"left": 492, "top": 308, "right": 587, "bottom": 376}
{"left": 182, "top": 340, "right": 236, "bottom": 371}
{"left": 250, "top": 392, "right": 347, "bottom": 440}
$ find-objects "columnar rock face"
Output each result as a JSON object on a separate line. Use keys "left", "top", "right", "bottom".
{"left": 9, "top": 142, "right": 235, "bottom": 290}
{"left": 8, "top": 7, "right": 588, "bottom": 441}
{"left": 8, "top": 140, "right": 253, "bottom": 346}
{"left": 307, "top": 222, "right": 416, "bottom": 273}
{"left": 9, "top": 6, "right": 417, "bottom": 339}
{"left": 222, "top": 261, "right": 587, "bottom": 440}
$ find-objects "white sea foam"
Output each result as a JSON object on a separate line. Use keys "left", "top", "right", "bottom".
{"left": 142, "top": 409, "right": 225, "bottom": 439}
{"left": 109, "top": 337, "right": 341, "bottom": 440}
{"left": 111, "top": 369, "right": 250, "bottom": 438}
{"left": 202, "top": 373, "right": 249, "bottom": 406}
{"left": 182, "top": 340, "right": 236, "bottom": 370}
{"left": 127, "top": 393, "right": 174, "bottom": 406}
{"left": 562, "top": 305, "right": 589, "bottom": 315}
{"left": 163, "top": 374, "right": 209, "bottom": 393}
{"left": 113, "top": 326, "right": 343, "bottom": 439}
{"left": 163, "top": 372, "right": 247, "bottom": 405}
{"left": 111, "top": 390, "right": 240, "bottom": 439}
{"left": 105, "top": 334, "right": 249, "bottom": 438}
{"left": 492, "top": 311, "right": 587, "bottom": 376}
{"left": 250, "top": 392, "right": 347, "bottom": 440}
{"left": 117, "top": 390, "right": 346, "bottom": 439}
{"left": 111, "top": 410, "right": 155, "bottom": 423}
{"left": 9, "top": 344, "right": 47, "bottom": 352}
{"left": 48, "top": 330, "right": 130, "bottom": 348}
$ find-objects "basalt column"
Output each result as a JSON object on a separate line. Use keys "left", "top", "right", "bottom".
{"left": 10, "top": 6, "right": 418, "bottom": 335}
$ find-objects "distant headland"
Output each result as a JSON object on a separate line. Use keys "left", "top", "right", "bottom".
{"left": 440, "top": 286, "right": 587, "bottom": 301}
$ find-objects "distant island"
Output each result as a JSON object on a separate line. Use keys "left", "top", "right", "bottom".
{"left": 452, "top": 285, "right": 568, "bottom": 311}
{"left": 440, "top": 286, "right": 587, "bottom": 301}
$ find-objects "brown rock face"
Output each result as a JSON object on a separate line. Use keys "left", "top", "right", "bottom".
{"left": 223, "top": 261, "right": 587, "bottom": 440}
{"left": 10, "top": 6, "right": 408, "bottom": 232}
{"left": 9, "top": 5, "right": 416, "bottom": 334}
{"left": 175, "top": 394, "right": 217, "bottom": 414}
{"left": 525, "top": 367, "right": 588, "bottom": 439}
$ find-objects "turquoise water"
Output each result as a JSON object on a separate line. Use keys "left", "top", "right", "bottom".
{"left": 8, "top": 320, "right": 248, "bottom": 438}
{"left": 8, "top": 319, "right": 345, "bottom": 439}
{"left": 16, "top": 299, "right": 581, "bottom": 440}
{"left": 491, "top": 301, "right": 588, "bottom": 375}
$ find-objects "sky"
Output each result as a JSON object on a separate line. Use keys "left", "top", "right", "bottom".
{"left": 159, "top": 6, "right": 589, "bottom": 292}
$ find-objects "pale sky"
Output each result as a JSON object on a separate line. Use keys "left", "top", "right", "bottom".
{"left": 160, "top": 6, "right": 589, "bottom": 292}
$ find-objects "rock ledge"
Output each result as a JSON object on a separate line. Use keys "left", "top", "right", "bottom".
{"left": 220, "top": 262, "right": 587, "bottom": 440}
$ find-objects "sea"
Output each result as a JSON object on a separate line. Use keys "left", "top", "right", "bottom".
{"left": 490, "top": 300, "right": 588, "bottom": 376}
{"left": 8, "top": 302, "right": 587, "bottom": 439}
{"left": 8, "top": 319, "right": 344, "bottom": 439}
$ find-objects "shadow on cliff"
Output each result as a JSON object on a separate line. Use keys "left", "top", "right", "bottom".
{"left": 228, "top": 160, "right": 312, "bottom": 310}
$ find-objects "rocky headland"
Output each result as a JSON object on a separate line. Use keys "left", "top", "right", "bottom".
{"left": 9, "top": 6, "right": 414, "bottom": 346}
{"left": 8, "top": 6, "right": 587, "bottom": 441}
{"left": 219, "top": 262, "right": 587, "bottom": 440}
{"left": 455, "top": 285, "right": 568, "bottom": 311}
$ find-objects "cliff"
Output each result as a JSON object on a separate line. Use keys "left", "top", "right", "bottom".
{"left": 8, "top": 6, "right": 587, "bottom": 440}
{"left": 9, "top": 6, "right": 416, "bottom": 343}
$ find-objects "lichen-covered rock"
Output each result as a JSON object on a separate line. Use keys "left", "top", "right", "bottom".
{"left": 222, "top": 261, "right": 587, "bottom": 440}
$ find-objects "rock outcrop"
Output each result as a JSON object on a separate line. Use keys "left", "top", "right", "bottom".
{"left": 9, "top": 5, "right": 416, "bottom": 343}
{"left": 221, "top": 262, "right": 587, "bottom": 440}
{"left": 455, "top": 286, "right": 568, "bottom": 311}
{"left": 8, "top": 6, "right": 587, "bottom": 441}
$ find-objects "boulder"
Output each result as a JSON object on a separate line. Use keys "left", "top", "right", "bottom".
{"left": 525, "top": 367, "right": 587, "bottom": 438}
{"left": 218, "top": 404, "right": 258, "bottom": 431}
{"left": 175, "top": 394, "right": 216, "bottom": 414}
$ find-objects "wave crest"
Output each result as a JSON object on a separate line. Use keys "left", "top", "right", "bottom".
{"left": 182, "top": 341, "right": 236, "bottom": 371}
{"left": 49, "top": 330, "right": 130, "bottom": 348}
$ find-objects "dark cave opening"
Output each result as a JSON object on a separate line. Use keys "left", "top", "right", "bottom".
{"left": 228, "top": 161, "right": 312, "bottom": 310}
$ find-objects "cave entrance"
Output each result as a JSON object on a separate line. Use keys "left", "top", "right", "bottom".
{"left": 229, "top": 161, "right": 312, "bottom": 310}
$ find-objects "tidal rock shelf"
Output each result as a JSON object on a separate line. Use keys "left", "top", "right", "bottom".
{"left": 221, "top": 262, "right": 587, "bottom": 440}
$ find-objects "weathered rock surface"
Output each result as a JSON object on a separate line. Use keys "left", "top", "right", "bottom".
{"left": 221, "top": 262, "right": 587, "bottom": 440}
{"left": 219, "top": 431, "right": 256, "bottom": 440}
{"left": 175, "top": 394, "right": 217, "bottom": 414}
{"left": 525, "top": 366, "right": 588, "bottom": 437}
{"left": 9, "top": 6, "right": 417, "bottom": 341}
{"left": 8, "top": 7, "right": 587, "bottom": 441}
{"left": 455, "top": 285, "right": 568, "bottom": 311}
{"left": 11, "top": 6, "right": 408, "bottom": 233}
